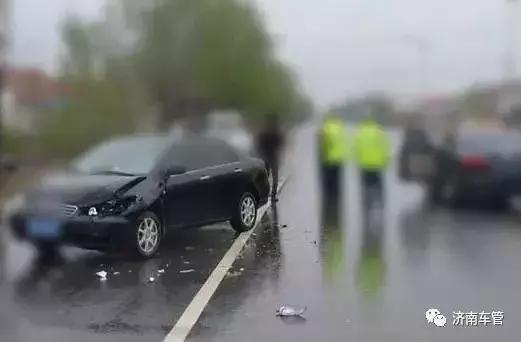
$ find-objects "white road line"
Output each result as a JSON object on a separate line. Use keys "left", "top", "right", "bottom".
{"left": 163, "top": 178, "right": 287, "bottom": 342}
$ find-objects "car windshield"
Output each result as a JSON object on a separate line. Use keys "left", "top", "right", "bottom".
{"left": 457, "top": 131, "right": 521, "bottom": 155}
{"left": 207, "top": 114, "right": 244, "bottom": 134}
{"left": 72, "top": 136, "right": 171, "bottom": 175}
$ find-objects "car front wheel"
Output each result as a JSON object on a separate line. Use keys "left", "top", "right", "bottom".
{"left": 231, "top": 192, "right": 257, "bottom": 232}
{"left": 135, "top": 212, "right": 161, "bottom": 257}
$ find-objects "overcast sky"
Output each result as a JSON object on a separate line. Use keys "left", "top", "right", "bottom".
{"left": 10, "top": 0, "right": 521, "bottom": 107}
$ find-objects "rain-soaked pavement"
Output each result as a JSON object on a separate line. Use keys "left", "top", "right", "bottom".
{"left": 2, "top": 123, "right": 521, "bottom": 341}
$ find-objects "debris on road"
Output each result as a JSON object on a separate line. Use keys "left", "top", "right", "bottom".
{"left": 96, "top": 271, "right": 108, "bottom": 281}
{"left": 179, "top": 269, "right": 195, "bottom": 274}
{"left": 226, "top": 269, "right": 243, "bottom": 278}
{"left": 276, "top": 305, "right": 307, "bottom": 317}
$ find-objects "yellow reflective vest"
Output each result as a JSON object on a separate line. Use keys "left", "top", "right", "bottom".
{"left": 320, "top": 117, "right": 348, "bottom": 165}
{"left": 354, "top": 120, "right": 390, "bottom": 171}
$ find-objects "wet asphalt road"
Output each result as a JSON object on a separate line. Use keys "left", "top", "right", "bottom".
{"left": 1, "top": 123, "right": 521, "bottom": 341}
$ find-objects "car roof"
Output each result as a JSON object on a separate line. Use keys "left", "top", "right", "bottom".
{"left": 108, "top": 134, "right": 230, "bottom": 147}
{"left": 458, "top": 128, "right": 519, "bottom": 139}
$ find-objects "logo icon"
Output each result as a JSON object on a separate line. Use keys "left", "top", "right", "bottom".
{"left": 426, "top": 308, "right": 446, "bottom": 327}
{"left": 433, "top": 314, "right": 447, "bottom": 327}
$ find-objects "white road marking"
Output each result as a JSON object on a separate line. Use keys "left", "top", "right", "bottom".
{"left": 163, "top": 178, "right": 287, "bottom": 342}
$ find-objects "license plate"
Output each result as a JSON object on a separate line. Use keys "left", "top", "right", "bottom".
{"left": 27, "top": 218, "right": 62, "bottom": 240}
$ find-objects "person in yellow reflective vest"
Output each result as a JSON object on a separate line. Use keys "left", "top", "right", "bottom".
{"left": 353, "top": 117, "right": 391, "bottom": 206}
{"left": 318, "top": 114, "right": 348, "bottom": 215}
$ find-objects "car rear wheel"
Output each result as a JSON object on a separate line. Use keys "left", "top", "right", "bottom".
{"left": 231, "top": 192, "right": 257, "bottom": 232}
{"left": 135, "top": 212, "right": 161, "bottom": 257}
{"left": 34, "top": 241, "right": 59, "bottom": 260}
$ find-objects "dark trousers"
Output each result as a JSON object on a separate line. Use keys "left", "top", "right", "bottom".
{"left": 265, "top": 158, "right": 279, "bottom": 197}
{"left": 321, "top": 164, "right": 342, "bottom": 219}
{"left": 360, "top": 170, "right": 383, "bottom": 208}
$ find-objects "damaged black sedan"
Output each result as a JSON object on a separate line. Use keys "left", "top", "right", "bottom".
{"left": 8, "top": 135, "right": 269, "bottom": 257}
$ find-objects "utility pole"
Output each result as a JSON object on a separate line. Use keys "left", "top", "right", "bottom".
{"left": 503, "top": 0, "right": 520, "bottom": 81}
{"left": 499, "top": 0, "right": 521, "bottom": 123}
{"left": 0, "top": 0, "right": 8, "bottom": 151}
{"left": 402, "top": 35, "right": 432, "bottom": 98}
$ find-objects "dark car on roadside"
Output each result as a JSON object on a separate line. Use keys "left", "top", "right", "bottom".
{"left": 427, "top": 129, "right": 521, "bottom": 207}
{"left": 8, "top": 135, "right": 270, "bottom": 257}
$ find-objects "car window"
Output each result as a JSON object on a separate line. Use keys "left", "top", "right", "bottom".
{"left": 164, "top": 139, "right": 239, "bottom": 171}
{"left": 457, "top": 132, "right": 521, "bottom": 155}
{"left": 73, "top": 136, "right": 171, "bottom": 175}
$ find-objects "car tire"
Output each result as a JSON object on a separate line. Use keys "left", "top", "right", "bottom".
{"left": 489, "top": 196, "right": 508, "bottom": 211}
{"left": 34, "top": 241, "right": 59, "bottom": 260}
{"left": 134, "top": 211, "right": 162, "bottom": 258}
{"left": 231, "top": 192, "right": 257, "bottom": 232}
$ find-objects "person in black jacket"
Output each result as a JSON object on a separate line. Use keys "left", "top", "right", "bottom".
{"left": 255, "top": 114, "right": 285, "bottom": 201}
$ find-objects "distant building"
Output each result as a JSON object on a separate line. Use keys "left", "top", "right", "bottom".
{"left": 1, "top": 68, "right": 68, "bottom": 133}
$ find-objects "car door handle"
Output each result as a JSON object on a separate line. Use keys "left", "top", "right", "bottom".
{"left": 200, "top": 175, "right": 211, "bottom": 181}
{"left": 234, "top": 168, "right": 243, "bottom": 173}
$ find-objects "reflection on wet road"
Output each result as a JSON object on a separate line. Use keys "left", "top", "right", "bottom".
{"left": 0, "top": 223, "right": 241, "bottom": 341}
{"left": 2, "top": 124, "right": 521, "bottom": 341}
{"left": 189, "top": 125, "right": 521, "bottom": 342}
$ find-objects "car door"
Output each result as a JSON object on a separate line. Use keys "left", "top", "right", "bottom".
{"left": 163, "top": 142, "right": 213, "bottom": 228}
{"left": 165, "top": 171, "right": 210, "bottom": 228}
{"left": 198, "top": 140, "right": 243, "bottom": 221}
{"left": 205, "top": 142, "right": 246, "bottom": 220}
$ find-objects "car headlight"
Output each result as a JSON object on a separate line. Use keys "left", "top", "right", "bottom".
{"left": 86, "top": 196, "right": 138, "bottom": 217}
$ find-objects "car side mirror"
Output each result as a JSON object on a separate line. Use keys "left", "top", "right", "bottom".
{"left": 165, "top": 165, "right": 186, "bottom": 177}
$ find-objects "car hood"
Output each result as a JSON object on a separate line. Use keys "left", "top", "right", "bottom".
{"left": 30, "top": 172, "right": 146, "bottom": 206}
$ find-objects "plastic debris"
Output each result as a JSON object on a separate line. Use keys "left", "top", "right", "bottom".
{"left": 179, "top": 269, "right": 195, "bottom": 274}
{"left": 276, "top": 305, "right": 307, "bottom": 317}
{"left": 226, "top": 270, "right": 242, "bottom": 278}
{"left": 158, "top": 269, "right": 165, "bottom": 274}
{"left": 96, "top": 271, "right": 107, "bottom": 281}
